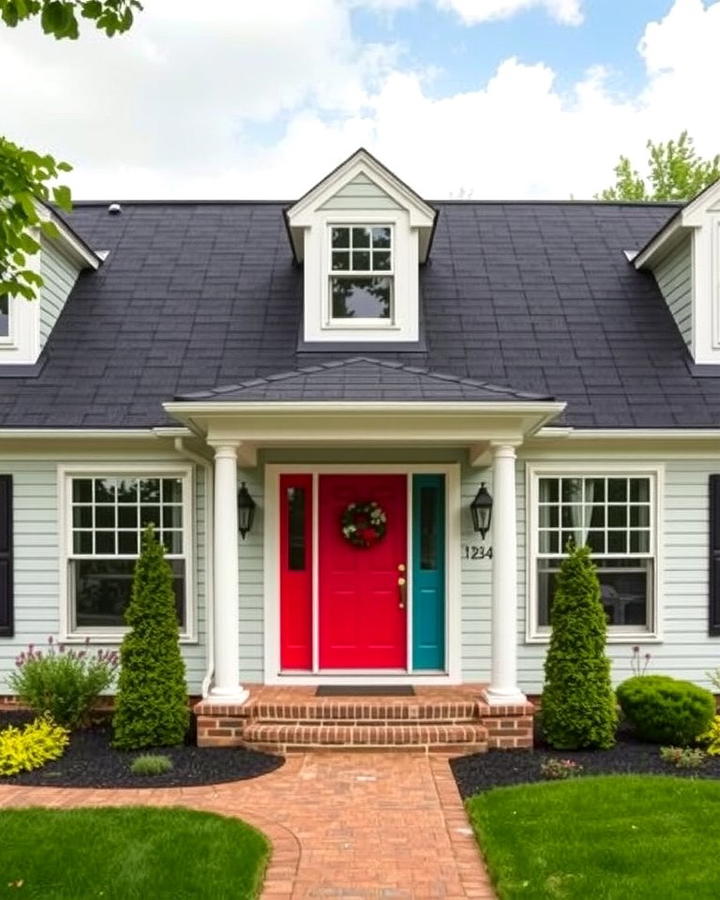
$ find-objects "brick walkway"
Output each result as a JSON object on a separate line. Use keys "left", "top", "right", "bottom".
{"left": 0, "top": 753, "right": 495, "bottom": 899}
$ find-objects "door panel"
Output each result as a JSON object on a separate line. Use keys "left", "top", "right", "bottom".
{"left": 280, "top": 474, "right": 313, "bottom": 669}
{"left": 412, "top": 474, "right": 446, "bottom": 670}
{"left": 319, "top": 474, "right": 407, "bottom": 669}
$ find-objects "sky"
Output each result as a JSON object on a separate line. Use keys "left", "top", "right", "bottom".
{"left": 1, "top": 0, "right": 719, "bottom": 200}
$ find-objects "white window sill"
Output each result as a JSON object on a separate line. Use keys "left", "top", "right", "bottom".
{"left": 526, "top": 633, "right": 662, "bottom": 645}
{"left": 61, "top": 631, "right": 197, "bottom": 645}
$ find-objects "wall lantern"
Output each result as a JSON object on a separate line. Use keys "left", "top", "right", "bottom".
{"left": 237, "top": 482, "right": 256, "bottom": 540}
{"left": 470, "top": 483, "right": 493, "bottom": 539}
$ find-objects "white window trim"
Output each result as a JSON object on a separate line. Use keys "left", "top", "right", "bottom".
{"left": 57, "top": 463, "right": 196, "bottom": 643}
{"left": 303, "top": 209, "right": 419, "bottom": 343}
{"left": 327, "top": 224, "right": 396, "bottom": 329}
{"left": 0, "top": 233, "right": 41, "bottom": 362}
{"left": 525, "top": 461, "right": 664, "bottom": 643}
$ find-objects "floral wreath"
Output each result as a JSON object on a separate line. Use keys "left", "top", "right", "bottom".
{"left": 341, "top": 501, "right": 387, "bottom": 548}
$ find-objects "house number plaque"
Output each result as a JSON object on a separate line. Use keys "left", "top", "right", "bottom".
{"left": 462, "top": 544, "right": 493, "bottom": 560}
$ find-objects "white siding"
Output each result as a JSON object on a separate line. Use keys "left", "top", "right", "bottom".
{"left": 238, "top": 467, "right": 264, "bottom": 683}
{"left": 319, "top": 172, "right": 402, "bottom": 211}
{"left": 654, "top": 237, "right": 692, "bottom": 350}
{"left": 39, "top": 242, "right": 81, "bottom": 348}
{"left": 0, "top": 452, "right": 208, "bottom": 695}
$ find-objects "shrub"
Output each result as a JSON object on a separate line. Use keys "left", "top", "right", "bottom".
{"left": 541, "top": 543, "right": 617, "bottom": 749}
{"left": 113, "top": 525, "right": 189, "bottom": 750}
{"left": 130, "top": 753, "right": 173, "bottom": 776}
{"left": 659, "top": 746, "right": 706, "bottom": 769}
{"left": 8, "top": 637, "right": 118, "bottom": 729}
{"left": 540, "top": 758, "right": 583, "bottom": 780}
{"left": 616, "top": 675, "right": 715, "bottom": 745}
{"left": 0, "top": 716, "right": 69, "bottom": 776}
{"left": 699, "top": 715, "right": 720, "bottom": 755}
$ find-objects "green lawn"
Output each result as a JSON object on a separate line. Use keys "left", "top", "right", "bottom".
{"left": 467, "top": 775, "right": 720, "bottom": 899}
{"left": 0, "top": 807, "right": 268, "bottom": 899}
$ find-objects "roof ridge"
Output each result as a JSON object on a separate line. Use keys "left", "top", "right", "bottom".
{"left": 175, "top": 356, "right": 552, "bottom": 402}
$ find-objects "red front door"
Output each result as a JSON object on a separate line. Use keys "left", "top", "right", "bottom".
{"left": 319, "top": 474, "right": 407, "bottom": 669}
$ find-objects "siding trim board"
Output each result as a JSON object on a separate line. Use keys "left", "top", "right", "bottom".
{"left": 709, "top": 474, "right": 720, "bottom": 636}
{"left": 0, "top": 475, "right": 13, "bottom": 637}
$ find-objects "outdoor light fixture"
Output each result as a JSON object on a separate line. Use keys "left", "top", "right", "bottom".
{"left": 237, "top": 482, "right": 256, "bottom": 539}
{"left": 470, "top": 483, "right": 493, "bottom": 539}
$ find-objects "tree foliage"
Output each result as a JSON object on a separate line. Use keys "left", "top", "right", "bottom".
{"left": 0, "top": 137, "right": 72, "bottom": 301}
{"left": 0, "top": 1, "right": 142, "bottom": 302}
{"left": 0, "top": 0, "right": 142, "bottom": 39}
{"left": 541, "top": 543, "right": 617, "bottom": 750}
{"left": 112, "top": 526, "right": 189, "bottom": 750}
{"left": 598, "top": 131, "right": 720, "bottom": 202}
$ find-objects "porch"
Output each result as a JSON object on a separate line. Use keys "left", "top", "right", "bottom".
{"left": 194, "top": 684, "right": 534, "bottom": 754}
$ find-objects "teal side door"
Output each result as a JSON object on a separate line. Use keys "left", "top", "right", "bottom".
{"left": 412, "top": 474, "right": 446, "bottom": 670}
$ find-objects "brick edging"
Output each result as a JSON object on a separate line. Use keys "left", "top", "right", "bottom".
{"left": 429, "top": 757, "right": 497, "bottom": 899}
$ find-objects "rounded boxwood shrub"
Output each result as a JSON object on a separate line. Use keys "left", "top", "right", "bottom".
{"left": 616, "top": 675, "right": 715, "bottom": 745}
{"left": 542, "top": 543, "right": 617, "bottom": 750}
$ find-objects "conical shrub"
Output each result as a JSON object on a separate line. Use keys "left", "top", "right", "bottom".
{"left": 542, "top": 543, "right": 617, "bottom": 749}
{"left": 112, "top": 525, "right": 189, "bottom": 750}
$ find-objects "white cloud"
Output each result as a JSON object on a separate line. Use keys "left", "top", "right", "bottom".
{"left": 1, "top": 0, "right": 719, "bottom": 200}
{"left": 437, "top": 0, "right": 583, "bottom": 26}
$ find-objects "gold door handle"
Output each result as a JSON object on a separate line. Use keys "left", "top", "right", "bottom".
{"left": 398, "top": 576, "right": 407, "bottom": 609}
{"left": 398, "top": 563, "right": 406, "bottom": 572}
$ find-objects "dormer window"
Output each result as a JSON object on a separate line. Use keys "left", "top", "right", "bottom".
{"left": 285, "top": 149, "right": 436, "bottom": 346}
{"left": 330, "top": 226, "right": 393, "bottom": 324}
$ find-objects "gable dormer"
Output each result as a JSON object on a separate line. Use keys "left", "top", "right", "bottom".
{"left": 285, "top": 149, "right": 436, "bottom": 345}
{"left": 634, "top": 179, "right": 720, "bottom": 367}
{"left": 0, "top": 203, "right": 100, "bottom": 368}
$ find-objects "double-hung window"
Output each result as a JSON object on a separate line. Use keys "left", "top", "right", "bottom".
{"left": 531, "top": 470, "right": 659, "bottom": 638}
{"left": 329, "top": 226, "right": 393, "bottom": 323}
{"left": 65, "top": 472, "right": 191, "bottom": 636}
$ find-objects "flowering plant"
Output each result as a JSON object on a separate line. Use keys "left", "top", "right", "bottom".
{"left": 540, "top": 758, "right": 584, "bottom": 780}
{"left": 9, "top": 637, "right": 119, "bottom": 729}
{"left": 341, "top": 501, "right": 387, "bottom": 548}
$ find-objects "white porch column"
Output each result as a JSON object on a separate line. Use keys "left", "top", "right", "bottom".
{"left": 210, "top": 443, "right": 248, "bottom": 702}
{"left": 484, "top": 442, "right": 527, "bottom": 705}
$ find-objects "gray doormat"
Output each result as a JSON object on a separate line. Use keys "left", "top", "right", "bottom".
{"left": 315, "top": 685, "right": 415, "bottom": 697}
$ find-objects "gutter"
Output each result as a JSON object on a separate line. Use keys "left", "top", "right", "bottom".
{"left": 174, "top": 438, "right": 215, "bottom": 698}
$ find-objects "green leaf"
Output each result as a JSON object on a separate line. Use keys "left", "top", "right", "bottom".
{"left": 52, "top": 183, "right": 72, "bottom": 211}
{"left": 80, "top": 0, "right": 102, "bottom": 18}
{"left": 39, "top": 219, "right": 62, "bottom": 239}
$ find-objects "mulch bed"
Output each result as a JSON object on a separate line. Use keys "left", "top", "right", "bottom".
{"left": 451, "top": 727, "right": 720, "bottom": 799}
{"left": 0, "top": 710, "right": 284, "bottom": 789}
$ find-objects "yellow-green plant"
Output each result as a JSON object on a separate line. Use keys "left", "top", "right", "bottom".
{"left": 0, "top": 716, "right": 69, "bottom": 777}
{"left": 698, "top": 715, "right": 720, "bottom": 756}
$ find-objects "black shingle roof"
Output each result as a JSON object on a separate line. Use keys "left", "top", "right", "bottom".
{"left": 176, "top": 357, "right": 552, "bottom": 402}
{"left": 3, "top": 197, "right": 717, "bottom": 429}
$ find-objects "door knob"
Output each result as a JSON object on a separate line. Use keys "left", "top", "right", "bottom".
{"left": 398, "top": 563, "right": 406, "bottom": 572}
{"left": 398, "top": 577, "right": 406, "bottom": 586}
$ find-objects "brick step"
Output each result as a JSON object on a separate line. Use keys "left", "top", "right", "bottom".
{"left": 241, "top": 721, "right": 488, "bottom": 754}
{"left": 245, "top": 700, "right": 480, "bottom": 722}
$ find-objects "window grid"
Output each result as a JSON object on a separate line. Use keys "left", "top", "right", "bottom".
{"left": 330, "top": 226, "right": 393, "bottom": 275}
{"left": 70, "top": 477, "right": 184, "bottom": 558}
{"left": 537, "top": 476, "right": 652, "bottom": 558}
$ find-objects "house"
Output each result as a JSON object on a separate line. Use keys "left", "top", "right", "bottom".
{"left": 2, "top": 148, "right": 720, "bottom": 752}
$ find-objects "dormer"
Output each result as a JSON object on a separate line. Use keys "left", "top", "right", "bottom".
{"left": 634, "top": 179, "right": 720, "bottom": 367}
{"left": 285, "top": 149, "right": 437, "bottom": 345}
{"left": 0, "top": 202, "right": 101, "bottom": 368}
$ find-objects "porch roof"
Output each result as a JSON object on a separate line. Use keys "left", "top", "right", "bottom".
{"left": 174, "top": 357, "right": 554, "bottom": 403}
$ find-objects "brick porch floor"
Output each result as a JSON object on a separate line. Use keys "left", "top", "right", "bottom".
{"left": 0, "top": 752, "right": 495, "bottom": 899}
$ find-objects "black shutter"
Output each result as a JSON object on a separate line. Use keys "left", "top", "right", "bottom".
{"left": 710, "top": 475, "right": 720, "bottom": 636}
{"left": 0, "top": 475, "right": 13, "bottom": 637}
